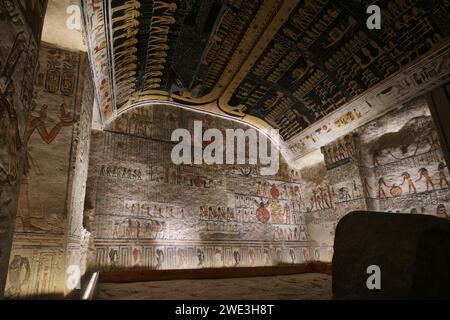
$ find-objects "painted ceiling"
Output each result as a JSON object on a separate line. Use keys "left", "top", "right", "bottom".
{"left": 81, "top": 0, "right": 450, "bottom": 155}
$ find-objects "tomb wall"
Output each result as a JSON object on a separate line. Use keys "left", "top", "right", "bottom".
{"left": 5, "top": 43, "right": 94, "bottom": 298}
{"left": 86, "top": 105, "right": 316, "bottom": 271}
{"left": 0, "top": 1, "right": 47, "bottom": 298}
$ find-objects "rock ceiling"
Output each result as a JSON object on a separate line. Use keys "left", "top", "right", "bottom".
{"left": 81, "top": 0, "right": 450, "bottom": 159}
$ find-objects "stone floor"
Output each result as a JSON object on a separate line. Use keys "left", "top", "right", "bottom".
{"left": 96, "top": 273, "right": 332, "bottom": 300}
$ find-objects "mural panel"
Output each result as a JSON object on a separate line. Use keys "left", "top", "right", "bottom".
{"left": 86, "top": 104, "right": 321, "bottom": 271}
{"left": 0, "top": 0, "right": 47, "bottom": 297}
{"left": 357, "top": 98, "right": 450, "bottom": 216}
{"left": 5, "top": 43, "right": 91, "bottom": 298}
{"left": 303, "top": 97, "right": 450, "bottom": 250}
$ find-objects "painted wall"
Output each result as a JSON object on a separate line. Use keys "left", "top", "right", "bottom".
{"left": 357, "top": 98, "right": 450, "bottom": 216}
{"left": 0, "top": 0, "right": 47, "bottom": 298}
{"left": 4, "top": 43, "right": 93, "bottom": 298}
{"left": 86, "top": 97, "right": 450, "bottom": 272}
{"left": 86, "top": 105, "right": 320, "bottom": 271}
{"left": 304, "top": 97, "right": 450, "bottom": 249}
{"left": 299, "top": 134, "right": 366, "bottom": 258}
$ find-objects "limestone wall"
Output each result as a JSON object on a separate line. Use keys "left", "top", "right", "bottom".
{"left": 0, "top": 0, "right": 47, "bottom": 298}
{"left": 4, "top": 43, "right": 93, "bottom": 298}
{"left": 86, "top": 97, "right": 450, "bottom": 272}
{"left": 357, "top": 98, "right": 450, "bottom": 216}
{"left": 86, "top": 105, "right": 317, "bottom": 271}
{"left": 303, "top": 97, "right": 450, "bottom": 250}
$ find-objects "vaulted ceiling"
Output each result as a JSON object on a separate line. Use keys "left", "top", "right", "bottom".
{"left": 81, "top": 0, "right": 450, "bottom": 158}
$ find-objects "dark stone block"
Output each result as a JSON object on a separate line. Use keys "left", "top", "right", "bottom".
{"left": 332, "top": 211, "right": 450, "bottom": 299}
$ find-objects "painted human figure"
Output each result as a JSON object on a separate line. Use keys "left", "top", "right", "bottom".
{"left": 176, "top": 249, "right": 185, "bottom": 269}
{"left": 263, "top": 182, "right": 269, "bottom": 197}
{"left": 302, "top": 248, "right": 310, "bottom": 262}
{"left": 233, "top": 251, "right": 241, "bottom": 267}
{"left": 136, "top": 221, "right": 140, "bottom": 239}
{"left": 378, "top": 177, "right": 389, "bottom": 199}
{"left": 23, "top": 103, "right": 76, "bottom": 175}
{"left": 311, "top": 189, "right": 320, "bottom": 210}
{"left": 400, "top": 172, "right": 416, "bottom": 193}
{"left": 283, "top": 185, "right": 289, "bottom": 199}
{"left": 199, "top": 206, "right": 206, "bottom": 219}
{"left": 338, "top": 142, "right": 348, "bottom": 159}
{"left": 332, "top": 144, "right": 340, "bottom": 162}
{"left": 263, "top": 249, "right": 270, "bottom": 266}
{"left": 289, "top": 185, "right": 295, "bottom": 199}
{"left": 319, "top": 186, "right": 331, "bottom": 208}
{"left": 249, "top": 249, "right": 256, "bottom": 267}
{"left": 179, "top": 207, "right": 186, "bottom": 219}
{"left": 108, "top": 249, "right": 118, "bottom": 268}
{"left": 6, "top": 255, "right": 30, "bottom": 298}
{"left": 156, "top": 249, "right": 164, "bottom": 269}
{"left": 26, "top": 103, "right": 76, "bottom": 143}
{"left": 438, "top": 162, "right": 449, "bottom": 189}
{"left": 170, "top": 170, "right": 177, "bottom": 184}
{"left": 300, "top": 224, "right": 310, "bottom": 240}
{"left": 126, "top": 218, "right": 132, "bottom": 239}
{"left": 284, "top": 204, "right": 291, "bottom": 224}
{"left": 344, "top": 136, "right": 354, "bottom": 158}
{"left": 276, "top": 249, "right": 283, "bottom": 262}
{"left": 197, "top": 249, "right": 205, "bottom": 267}
{"left": 322, "top": 147, "right": 332, "bottom": 166}
{"left": 289, "top": 248, "right": 296, "bottom": 264}
{"left": 225, "top": 207, "right": 232, "bottom": 221}
{"left": 205, "top": 207, "right": 214, "bottom": 220}
{"left": 214, "top": 249, "right": 223, "bottom": 267}
{"left": 416, "top": 168, "right": 434, "bottom": 191}
{"left": 132, "top": 248, "right": 141, "bottom": 266}
{"left": 167, "top": 206, "right": 174, "bottom": 218}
